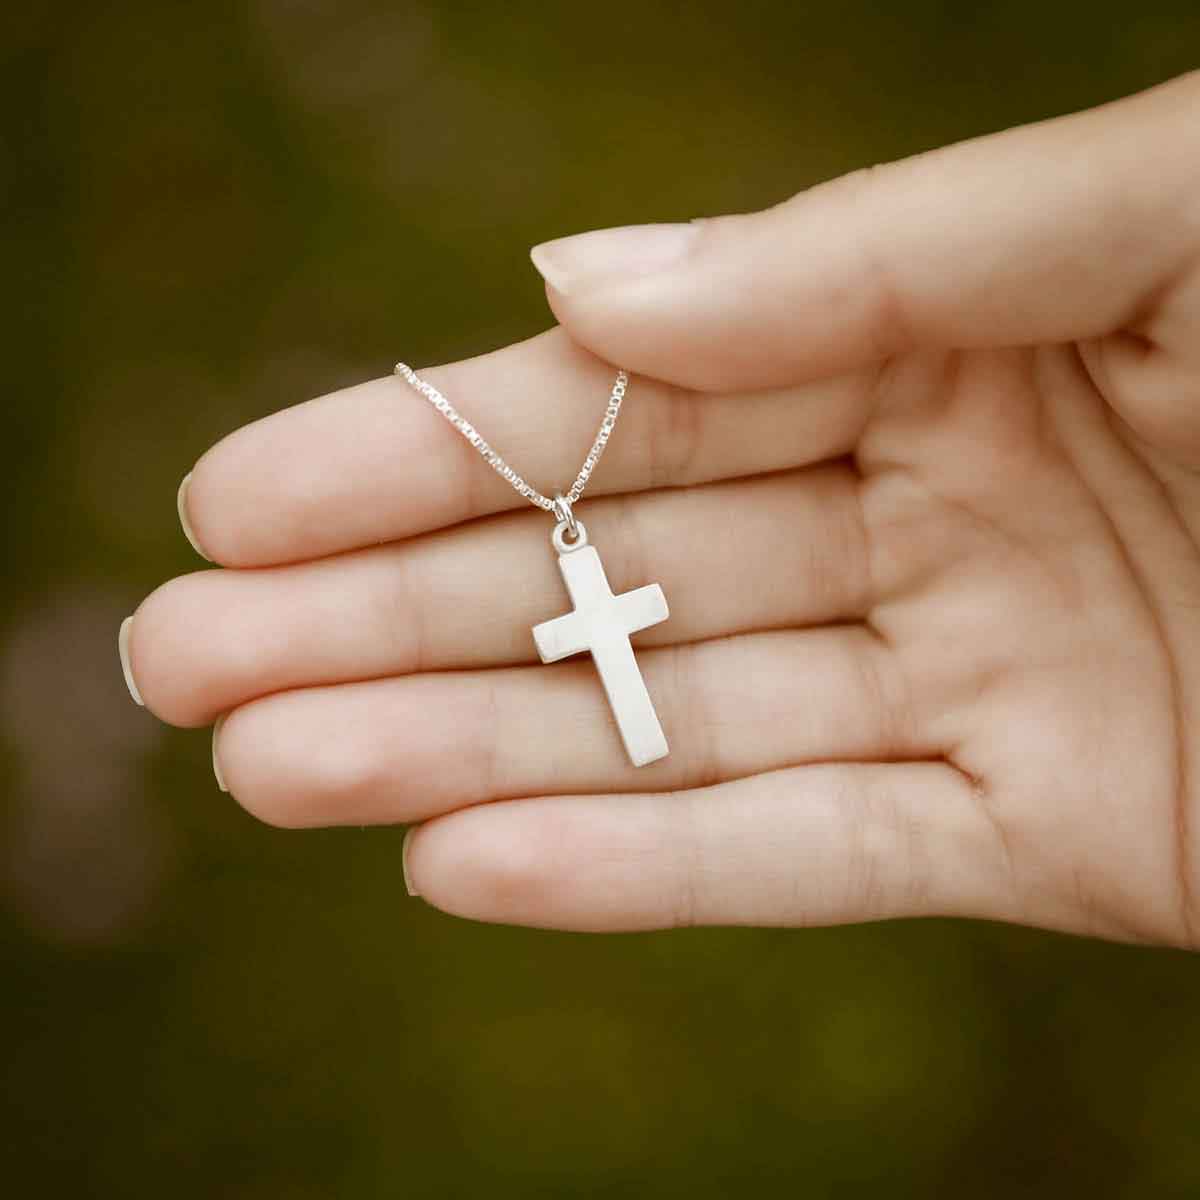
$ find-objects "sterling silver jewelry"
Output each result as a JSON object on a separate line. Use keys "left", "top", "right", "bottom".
{"left": 393, "top": 362, "right": 669, "bottom": 766}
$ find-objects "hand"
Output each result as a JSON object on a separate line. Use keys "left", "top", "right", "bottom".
{"left": 122, "top": 73, "right": 1200, "bottom": 945}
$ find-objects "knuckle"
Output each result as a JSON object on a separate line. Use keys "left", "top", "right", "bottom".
{"left": 832, "top": 471, "right": 875, "bottom": 615}
{"left": 672, "top": 646, "right": 723, "bottom": 790}
{"left": 854, "top": 639, "right": 911, "bottom": 755}
{"left": 640, "top": 381, "right": 706, "bottom": 489}
{"left": 843, "top": 766, "right": 930, "bottom": 918}
{"left": 665, "top": 794, "right": 702, "bottom": 928}
{"left": 607, "top": 493, "right": 654, "bottom": 598}
{"left": 821, "top": 164, "right": 917, "bottom": 358}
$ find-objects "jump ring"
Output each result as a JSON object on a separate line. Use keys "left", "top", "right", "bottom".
{"left": 551, "top": 518, "right": 588, "bottom": 554}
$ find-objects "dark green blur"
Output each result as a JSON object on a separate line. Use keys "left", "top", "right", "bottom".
{"left": 4, "top": 2, "right": 1200, "bottom": 1195}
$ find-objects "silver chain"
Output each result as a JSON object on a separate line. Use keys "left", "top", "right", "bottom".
{"left": 393, "top": 361, "right": 628, "bottom": 515}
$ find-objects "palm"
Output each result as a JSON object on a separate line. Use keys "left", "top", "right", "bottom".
{"left": 846, "top": 344, "right": 1196, "bottom": 944}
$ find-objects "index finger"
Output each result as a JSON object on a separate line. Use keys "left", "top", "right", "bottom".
{"left": 180, "top": 327, "right": 872, "bottom": 566}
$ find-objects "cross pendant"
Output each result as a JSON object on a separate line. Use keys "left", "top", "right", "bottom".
{"left": 531, "top": 527, "right": 669, "bottom": 767}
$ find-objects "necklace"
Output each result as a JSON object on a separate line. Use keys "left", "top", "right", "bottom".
{"left": 394, "top": 362, "right": 669, "bottom": 767}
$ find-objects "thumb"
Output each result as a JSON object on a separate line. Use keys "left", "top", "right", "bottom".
{"left": 530, "top": 72, "right": 1200, "bottom": 392}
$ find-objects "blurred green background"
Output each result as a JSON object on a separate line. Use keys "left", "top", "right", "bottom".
{"left": 4, "top": 2, "right": 1200, "bottom": 1195}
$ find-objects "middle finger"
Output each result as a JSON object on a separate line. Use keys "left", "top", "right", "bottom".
{"left": 131, "top": 465, "right": 869, "bottom": 726}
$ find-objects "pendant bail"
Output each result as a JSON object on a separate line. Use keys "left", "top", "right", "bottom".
{"left": 552, "top": 493, "right": 579, "bottom": 539}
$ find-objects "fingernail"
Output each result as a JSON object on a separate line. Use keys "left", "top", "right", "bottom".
{"left": 177, "top": 472, "right": 212, "bottom": 562}
{"left": 118, "top": 616, "right": 144, "bottom": 706}
{"left": 212, "top": 714, "right": 229, "bottom": 792}
{"left": 402, "top": 825, "right": 420, "bottom": 896}
{"left": 529, "top": 222, "right": 700, "bottom": 296}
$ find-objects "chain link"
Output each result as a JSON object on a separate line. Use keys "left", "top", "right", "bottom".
{"left": 393, "top": 361, "right": 628, "bottom": 515}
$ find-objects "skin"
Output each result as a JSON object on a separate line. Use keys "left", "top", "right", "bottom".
{"left": 123, "top": 72, "right": 1200, "bottom": 945}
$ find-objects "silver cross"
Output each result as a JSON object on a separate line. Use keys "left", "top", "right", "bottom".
{"left": 532, "top": 520, "right": 669, "bottom": 767}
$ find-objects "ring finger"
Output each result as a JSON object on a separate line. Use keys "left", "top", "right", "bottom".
{"left": 214, "top": 625, "right": 917, "bottom": 827}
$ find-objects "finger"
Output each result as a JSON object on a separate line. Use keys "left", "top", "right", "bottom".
{"left": 184, "top": 327, "right": 872, "bottom": 566}
{"left": 215, "top": 628, "right": 918, "bottom": 828}
{"left": 532, "top": 72, "right": 1200, "bottom": 391}
{"left": 403, "top": 762, "right": 1005, "bottom": 931}
{"left": 132, "top": 466, "right": 869, "bottom": 726}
